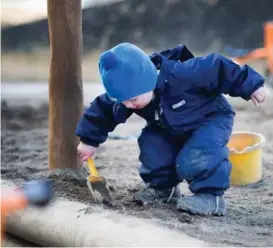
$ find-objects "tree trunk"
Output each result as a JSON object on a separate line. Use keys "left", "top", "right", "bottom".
{"left": 47, "top": 0, "right": 83, "bottom": 169}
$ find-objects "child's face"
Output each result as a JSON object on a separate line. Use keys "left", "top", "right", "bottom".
{"left": 122, "top": 91, "right": 154, "bottom": 109}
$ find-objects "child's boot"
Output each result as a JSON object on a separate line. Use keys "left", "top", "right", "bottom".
{"left": 134, "top": 186, "right": 181, "bottom": 205}
{"left": 176, "top": 193, "right": 226, "bottom": 216}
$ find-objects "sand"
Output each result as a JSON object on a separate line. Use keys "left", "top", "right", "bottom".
{"left": 1, "top": 85, "right": 273, "bottom": 246}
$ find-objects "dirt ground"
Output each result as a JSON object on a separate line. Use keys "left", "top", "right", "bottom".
{"left": 1, "top": 89, "right": 273, "bottom": 246}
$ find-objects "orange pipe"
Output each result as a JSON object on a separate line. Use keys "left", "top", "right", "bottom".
{"left": 232, "top": 21, "right": 273, "bottom": 74}
{"left": 233, "top": 48, "right": 267, "bottom": 64}
{"left": 264, "top": 21, "right": 273, "bottom": 73}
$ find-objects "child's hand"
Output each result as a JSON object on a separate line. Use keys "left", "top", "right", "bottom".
{"left": 77, "top": 142, "right": 97, "bottom": 161}
{"left": 250, "top": 87, "right": 266, "bottom": 107}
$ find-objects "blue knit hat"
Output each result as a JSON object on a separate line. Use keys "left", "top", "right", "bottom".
{"left": 98, "top": 42, "right": 158, "bottom": 102}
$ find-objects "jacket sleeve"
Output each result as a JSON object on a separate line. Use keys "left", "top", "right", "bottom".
{"left": 173, "top": 53, "right": 265, "bottom": 100}
{"left": 149, "top": 44, "right": 194, "bottom": 69}
{"left": 75, "top": 93, "right": 133, "bottom": 147}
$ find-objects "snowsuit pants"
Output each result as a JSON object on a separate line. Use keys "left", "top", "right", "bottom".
{"left": 138, "top": 113, "right": 234, "bottom": 196}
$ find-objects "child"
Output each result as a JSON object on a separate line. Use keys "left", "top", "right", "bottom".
{"left": 75, "top": 43, "right": 266, "bottom": 216}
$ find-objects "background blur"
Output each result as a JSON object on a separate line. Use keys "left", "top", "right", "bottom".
{"left": 1, "top": 0, "right": 273, "bottom": 82}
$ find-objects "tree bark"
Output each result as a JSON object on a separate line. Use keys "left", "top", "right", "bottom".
{"left": 47, "top": 0, "right": 83, "bottom": 169}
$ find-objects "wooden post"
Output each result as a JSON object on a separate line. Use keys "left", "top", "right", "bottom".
{"left": 47, "top": 0, "right": 83, "bottom": 170}
{"left": 264, "top": 21, "right": 273, "bottom": 74}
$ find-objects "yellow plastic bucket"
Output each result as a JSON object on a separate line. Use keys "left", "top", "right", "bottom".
{"left": 227, "top": 132, "right": 265, "bottom": 186}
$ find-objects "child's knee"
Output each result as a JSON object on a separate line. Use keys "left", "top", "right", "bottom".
{"left": 176, "top": 146, "right": 229, "bottom": 181}
{"left": 176, "top": 148, "right": 209, "bottom": 180}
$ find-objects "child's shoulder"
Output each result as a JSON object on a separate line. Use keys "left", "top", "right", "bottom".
{"left": 168, "top": 52, "right": 231, "bottom": 77}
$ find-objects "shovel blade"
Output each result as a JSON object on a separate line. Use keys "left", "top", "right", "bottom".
{"left": 86, "top": 180, "right": 98, "bottom": 203}
{"left": 91, "top": 180, "right": 113, "bottom": 203}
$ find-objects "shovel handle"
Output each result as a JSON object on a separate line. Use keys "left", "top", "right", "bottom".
{"left": 88, "top": 158, "right": 99, "bottom": 177}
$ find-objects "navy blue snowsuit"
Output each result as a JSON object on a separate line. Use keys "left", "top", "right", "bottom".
{"left": 75, "top": 45, "right": 264, "bottom": 196}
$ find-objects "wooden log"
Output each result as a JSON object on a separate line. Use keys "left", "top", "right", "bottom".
{"left": 4, "top": 194, "right": 206, "bottom": 246}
